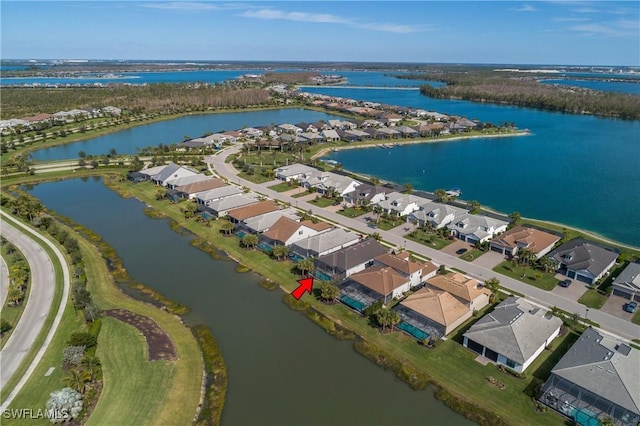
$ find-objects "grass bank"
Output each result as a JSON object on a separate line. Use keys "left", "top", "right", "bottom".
{"left": 110, "top": 177, "right": 567, "bottom": 426}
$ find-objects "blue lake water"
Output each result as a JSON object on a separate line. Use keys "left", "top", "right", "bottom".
{"left": 1, "top": 69, "right": 430, "bottom": 87}
{"left": 31, "top": 109, "right": 344, "bottom": 161}
{"left": 541, "top": 79, "right": 640, "bottom": 95}
{"left": 303, "top": 87, "right": 640, "bottom": 247}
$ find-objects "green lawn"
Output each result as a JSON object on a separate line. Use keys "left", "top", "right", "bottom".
{"left": 237, "top": 171, "right": 273, "bottom": 184}
{"left": 633, "top": 310, "right": 640, "bottom": 325}
{"left": 405, "top": 229, "right": 452, "bottom": 250}
{"left": 291, "top": 190, "right": 311, "bottom": 198}
{"left": 493, "top": 261, "right": 558, "bottom": 291}
{"left": 577, "top": 289, "right": 608, "bottom": 309}
{"left": 111, "top": 179, "right": 566, "bottom": 426}
{"left": 337, "top": 207, "right": 368, "bottom": 218}
{"left": 376, "top": 218, "right": 405, "bottom": 231}
{"left": 460, "top": 248, "right": 485, "bottom": 262}
{"left": 309, "top": 196, "right": 336, "bottom": 208}
{"left": 268, "top": 182, "right": 297, "bottom": 192}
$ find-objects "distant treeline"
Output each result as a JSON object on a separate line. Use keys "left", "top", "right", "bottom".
{"left": 412, "top": 72, "right": 640, "bottom": 120}
{"left": 0, "top": 84, "right": 272, "bottom": 119}
{"left": 263, "top": 71, "right": 320, "bottom": 84}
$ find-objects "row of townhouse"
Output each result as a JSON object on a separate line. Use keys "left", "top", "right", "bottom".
{"left": 0, "top": 106, "right": 122, "bottom": 131}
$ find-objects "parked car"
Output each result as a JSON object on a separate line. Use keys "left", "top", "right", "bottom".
{"left": 368, "top": 223, "right": 377, "bottom": 229}
{"left": 456, "top": 248, "right": 468, "bottom": 255}
{"left": 624, "top": 301, "right": 638, "bottom": 313}
{"left": 558, "top": 279, "right": 572, "bottom": 288}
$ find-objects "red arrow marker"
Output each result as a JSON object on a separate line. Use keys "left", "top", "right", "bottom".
{"left": 292, "top": 277, "right": 314, "bottom": 300}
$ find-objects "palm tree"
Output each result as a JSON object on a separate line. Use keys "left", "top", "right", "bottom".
{"left": 297, "top": 258, "right": 315, "bottom": 277}
{"left": 375, "top": 308, "right": 400, "bottom": 333}
{"left": 402, "top": 183, "right": 413, "bottom": 194}
{"left": 271, "top": 245, "right": 289, "bottom": 261}
{"left": 484, "top": 277, "right": 500, "bottom": 303}
{"left": 221, "top": 220, "right": 235, "bottom": 236}
{"left": 80, "top": 355, "right": 102, "bottom": 382}
{"left": 319, "top": 282, "right": 340, "bottom": 302}
{"left": 62, "top": 369, "right": 91, "bottom": 394}
{"left": 467, "top": 200, "right": 481, "bottom": 214}
{"left": 434, "top": 189, "right": 448, "bottom": 203}
{"left": 241, "top": 234, "right": 258, "bottom": 249}
{"left": 509, "top": 211, "right": 522, "bottom": 226}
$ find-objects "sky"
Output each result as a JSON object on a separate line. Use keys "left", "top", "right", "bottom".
{"left": 1, "top": 1, "right": 639, "bottom": 66}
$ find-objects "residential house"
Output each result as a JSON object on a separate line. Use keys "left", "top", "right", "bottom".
{"left": 195, "top": 185, "right": 243, "bottom": 206}
{"left": 447, "top": 213, "right": 508, "bottom": 244}
{"left": 344, "top": 129, "right": 371, "bottom": 141}
{"left": 126, "top": 171, "right": 146, "bottom": 183}
{"left": 175, "top": 178, "right": 227, "bottom": 200}
{"left": 426, "top": 273, "right": 490, "bottom": 312}
{"left": 489, "top": 226, "right": 561, "bottom": 258}
{"left": 320, "top": 129, "right": 340, "bottom": 142}
{"left": 395, "top": 126, "right": 419, "bottom": 138}
{"left": 611, "top": 262, "right": 640, "bottom": 301}
{"left": 241, "top": 209, "right": 300, "bottom": 234}
{"left": 241, "top": 127, "right": 264, "bottom": 139}
{"left": 101, "top": 106, "right": 122, "bottom": 115}
{"left": 393, "top": 287, "right": 473, "bottom": 340}
{"left": 373, "top": 252, "right": 437, "bottom": 287}
{"left": 261, "top": 216, "right": 332, "bottom": 247}
{"left": 274, "top": 163, "right": 317, "bottom": 182}
{"left": 549, "top": 238, "right": 618, "bottom": 285}
{"left": 298, "top": 171, "right": 361, "bottom": 197}
{"left": 290, "top": 228, "right": 361, "bottom": 259}
{"left": 206, "top": 194, "right": 260, "bottom": 217}
{"left": 336, "top": 129, "right": 360, "bottom": 142}
{"left": 227, "top": 200, "right": 281, "bottom": 224}
{"left": 165, "top": 174, "right": 211, "bottom": 190}
{"left": 300, "top": 132, "right": 326, "bottom": 144}
{"left": 539, "top": 327, "right": 639, "bottom": 426}
{"left": 343, "top": 184, "right": 391, "bottom": 207}
{"left": 377, "top": 127, "right": 401, "bottom": 138}
{"left": 339, "top": 265, "right": 410, "bottom": 311}
{"left": 375, "top": 192, "right": 423, "bottom": 217}
{"left": 139, "top": 163, "right": 199, "bottom": 187}
{"left": 463, "top": 296, "right": 562, "bottom": 373}
{"left": 277, "top": 123, "right": 303, "bottom": 134}
{"left": 408, "top": 201, "right": 467, "bottom": 229}
{"left": 315, "top": 239, "right": 388, "bottom": 282}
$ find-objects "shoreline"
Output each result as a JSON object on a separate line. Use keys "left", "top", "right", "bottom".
{"left": 311, "top": 130, "right": 530, "bottom": 161}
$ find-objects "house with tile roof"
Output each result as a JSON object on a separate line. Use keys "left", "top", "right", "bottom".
{"left": 374, "top": 252, "right": 437, "bottom": 287}
{"left": 260, "top": 216, "right": 332, "bottom": 247}
{"left": 290, "top": 228, "right": 361, "bottom": 259}
{"left": 611, "top": 262, "right": 640, "bottom": 302}
{"left": 447, "top": 213, "right": 509, "bottom": 244}
{"left": 206, "top": 194, "right": 259, "bottom": 217}
{"left": 315, "top": 239, "right": 388, "bottom": 282}
{"left": 539, "top": 327, "right": 639, "bottom": 426}
{"left": 240, "top": 208, "right": 300, "bottom": 234}
{"left": 489, "top": 226, "right": 560, "bottom": 258}
{"left": 463, "top": 296, "right": 562, "bottom": 373}
{"left": 338, "top": 266, "right": 410, "bottom": 311}
{"left": 549, "top": 238, "right": 619, "bottom": 285}
{"left": 393, "top": 287, "right": 473, "bottom": 339}
{"left": 375, "top": 192, "right": 424, "bottom": 217}
{"left": 227, "top": 200, "right": 281, "bottom": 224}
{"left": 176, "top": 177, "right": 227, "bottom": 200}
{"left": 426, "top": 273, "right": 490, "bottom": 312}
{"left": 408, "top": 201, "right": 468, "bottom": 229}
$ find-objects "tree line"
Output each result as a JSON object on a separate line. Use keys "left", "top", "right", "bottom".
{"left": 415, "top": 72, "right": 640, "bottom": 120}
{"left": 1, "top": 84, "right": 272, "bottom": 119}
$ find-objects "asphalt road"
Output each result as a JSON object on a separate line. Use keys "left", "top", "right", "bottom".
{"left": 212, "top": 145, "right": 640, "bottom": 342}
{"left": 0, "top": 256, "right": 8, "bottom": 311}
{"left": 0, "top": 219, "right": 56, "bottom": 389}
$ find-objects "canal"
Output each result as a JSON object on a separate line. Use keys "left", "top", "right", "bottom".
{"left": 27, "top": 177, "right": 473, "bottom": 426}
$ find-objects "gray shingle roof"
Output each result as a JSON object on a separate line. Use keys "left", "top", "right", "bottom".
{"left": 551, "top": 327, "right": 640, "bottom": 415}
{"left": 464, "top": 297, "right": 562, "bottom": 364}
{"left": 549, "top": 238, "right": 619, "bottom": 277}
{"left": 316, "top": 239, "right": 387, "bottom": 272}
{"left": 612, "top": 262, "right": 640, "bottom": 293}
{"left": 291, "top": 228, "right": 360, "bottom": 255}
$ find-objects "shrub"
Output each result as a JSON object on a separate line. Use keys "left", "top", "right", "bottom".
{"left": 0, "top": 319, "right": 12, "bottom": 334}
{"left": 62, "top": 345, "right": 86, "bottom": 367}
{"left": 45, "top": 387, "right": 83, "bottom": 423}
{"left": 67, "top": 332, "right": 96, "bottom": 348}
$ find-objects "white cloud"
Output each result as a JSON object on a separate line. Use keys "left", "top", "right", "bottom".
{"left": 512, "top": 4, "right": 538, "bottom": 12}
{"left": 239, "top": 7, "right": 425, "bottom": 33}
{"left": 568, "top": 18, "right": 639, "bottom": 37}
{"left": 572, "top": 7, "right": 600, "bottom": 13}
{"left": 141, "top": 2, "right": 254, "bottom": 11}
{"left": 553, "top": 17, "right": 590, "bottom": 22}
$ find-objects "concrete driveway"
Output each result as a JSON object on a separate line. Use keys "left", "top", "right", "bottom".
{"left": 601, "top": 294, "right": 636, "bottom": 321}
{"left": 472, "top": 251, "right": 505, "bottom": 269}
{"left": 551, "top": 276, "right": 588, "bottom": 301}
{"left": 441, "top": 239, "right": 474, "bottom": 257}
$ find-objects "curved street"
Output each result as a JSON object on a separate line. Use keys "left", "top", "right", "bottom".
{"left": 0, "top": 212, "right": 70, "bottom": 410}
{"left": 211, "top": 144, "right": 640, "bottom": 341}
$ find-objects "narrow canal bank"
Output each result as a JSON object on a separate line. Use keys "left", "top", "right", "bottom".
{"left": 24, "top": 177, "right": 478, "bottom": 426}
